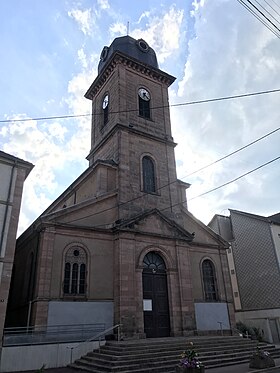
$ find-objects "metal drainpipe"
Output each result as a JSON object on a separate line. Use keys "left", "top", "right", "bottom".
{"left": 0, "top": 162, "right": 17, "bottom": 256}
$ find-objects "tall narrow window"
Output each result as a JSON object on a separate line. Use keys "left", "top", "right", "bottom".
{"left": 142, "top": 156, "right": 156, "bottom": 193}
{"left": 202, "top": 259, "right": 218, "bottom": 301}
{"left": 71, "top": 263, "right": 78, "bottom": 294}
{"left": 79, "top": 264, "right": 86, "bottom": 294}
{"left": 63, "top": 247, "right": 87, "bottom": 296}
{"left": 138, "top": 88, "right": 151, "bottom": 119}
{"left": 102, "top": 94, "right": 109, "bottom": 126}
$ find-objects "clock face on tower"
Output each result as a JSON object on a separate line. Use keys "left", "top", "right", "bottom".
{"left": 138, "top": 88, "right": 150, "bottom": 101}
{"left": 102, "top": 94, "right": 109, "bottom": 109}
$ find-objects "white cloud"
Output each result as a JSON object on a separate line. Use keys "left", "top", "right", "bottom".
{"left": 68, "top": 8, "right": 92, "bottom": 35}
{"left": 109, "top": 22, "right": 127, "bottom": 37}
{"left": 47, "top": 122, "right": 68, "bottom": 142}
{"left": 171, "top": 0, "right": 280, "bottom": 223}
{"left": 108, "top": 5, "right": 185, "bottom": 64}
{"left": 97, "top": 0, "right": 110, "bottom": 10}
{"left": 131, "top": 6, "right": 185, "bottom": 63}
{"left": 136, "top": 11, "right": 151, "bottom": 24}
{"left": 5, "top": 0, "right": 280, "bottom": 236}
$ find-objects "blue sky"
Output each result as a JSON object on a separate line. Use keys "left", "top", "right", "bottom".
{"left": 1, "top": 0, "right": 280, "bottom": 234}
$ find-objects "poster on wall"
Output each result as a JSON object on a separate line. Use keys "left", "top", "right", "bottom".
{"left": 143, "top": 299, "right": 152, "bottom": 311}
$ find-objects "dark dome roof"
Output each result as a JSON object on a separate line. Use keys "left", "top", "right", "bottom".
{"left": 98, "top": 36, "right": 159, "bottom": 74}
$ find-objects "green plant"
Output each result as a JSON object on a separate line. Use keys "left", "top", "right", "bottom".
{"left": 253, "top": 347, "right": 270, "bottom": 358}
{"left": 252, "top": 327, "right": 263, "bottom": 342}
{"left": 36, "top": 364, "right": 45, "bottom": 373}
{"left": 236, "top": 322, "right": 263, "bottom": 341}
{"left": 179, "top": 342, "right": 203, "bottom": 369}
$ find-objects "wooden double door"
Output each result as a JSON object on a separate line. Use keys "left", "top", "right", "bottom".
{"left": 142, "top": 269, "right": 170, "bottom": 338}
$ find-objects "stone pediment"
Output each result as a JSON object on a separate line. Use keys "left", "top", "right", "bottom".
{"left": 115, "top": 209, "right": 194, "bottom": 242}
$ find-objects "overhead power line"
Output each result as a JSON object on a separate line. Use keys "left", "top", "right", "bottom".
{"left": 263, "top": 0, "right": 280, "bottom": 18}
{"left": 189, "top": 155, "right": 280, "bottom": 200}
{"left": 56, "top": 154, "right": 280, "bottom": 229}
{"left": 186, "top": 126, "right": 280, "bottom": 177}
{"left": 51, "top": 123, "right": 280, "bottom": 221}
{"left": 269, "top": 0, "right": 280, "bottom": 13}
{"left": 237, "top": 0, "right": 280, "bottom": 38}
{"left": 1, "top": 87, "right": 280, "bottom": 124}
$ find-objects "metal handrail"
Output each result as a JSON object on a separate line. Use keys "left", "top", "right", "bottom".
{"left": 217, "top": 321, "right": 243, "bottom": 337}
{"left": 3, "top": 322, "right": 104, "bottom": 333}
{"left": 3, "top": 323, "right": 106, "bottom": 347}
{"left": 67, "top": 323, "right": 122, "bottom": 364}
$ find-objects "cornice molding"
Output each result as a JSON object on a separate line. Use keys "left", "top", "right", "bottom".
{"left": 86, "top": 123, "right": 177, "bottom": 161}
{"left": 85, "top": 51, "right": 176, "bottom": 100}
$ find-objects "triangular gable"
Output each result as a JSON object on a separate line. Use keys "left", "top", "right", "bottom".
{"left": 180, "top": 207, "right": 228, "bottom": 248}
{"left": 41, "top": 160, "right": 117, "bottom": 217}
{"left": 114, "top": 209, "right": 194, "bottom": 242}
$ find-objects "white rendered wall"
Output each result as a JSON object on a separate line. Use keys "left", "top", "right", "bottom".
{"left": 47, "top": 300, "right": 114, "bottom": 329}
{"left": 195, "top": 302, "right": 230, "bottom": 330}
{"left": 236, "top": 308, "right": 280, "bottom": 343}
{"left": 0, "top": 340, "right": 104, "bottom": 372}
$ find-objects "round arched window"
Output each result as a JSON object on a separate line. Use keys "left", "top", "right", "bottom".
{"left": 143, "top": 251, "right": 166, "bottom": 272}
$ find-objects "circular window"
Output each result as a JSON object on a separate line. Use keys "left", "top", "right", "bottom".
{"left": 136, "top": 39, "right": 149, "bottom": 53}
{"left": 73, "top": 249, "right": 80, "bottom": 257}
{"left": 100, "top": 46, "right": 109, "bottom": 61}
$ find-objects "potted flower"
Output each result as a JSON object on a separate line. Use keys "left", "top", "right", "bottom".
{"left": 175, "top": 342, "right": 205, "bottom": 373}
{"left": 249, "top": 347, "right": 275, "bottom": 369}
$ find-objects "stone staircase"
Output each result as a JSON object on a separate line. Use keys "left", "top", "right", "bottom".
{"left": 69, "top": 336, "right": 280, "bottom": 372}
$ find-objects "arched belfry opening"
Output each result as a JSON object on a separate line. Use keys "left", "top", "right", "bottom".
{"left": 142, "top": 251, "right": 170, "bottom": 338}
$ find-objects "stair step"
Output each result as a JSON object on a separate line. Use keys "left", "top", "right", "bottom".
{"left": 69, "top": 336, "right": 280, "bottom": 372}
{"left": 98, "top": 342, "right": 264, "bottom": 355}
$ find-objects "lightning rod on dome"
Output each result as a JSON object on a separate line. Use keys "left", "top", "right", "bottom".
{"left": 127, "top": 21, "right": 129, "bottom": 35}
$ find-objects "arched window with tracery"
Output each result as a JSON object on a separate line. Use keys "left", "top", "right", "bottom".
{"left": 142, "top": 156, "right": 156, "bottom": 193}
{"left": 63, "top": 247, "right": 87, "bottom": 295}
{"left": 143, "top": 251, "right": 166, "bottom": 273}
{"left": 202, "top": 259, "right": 218, "bottom": 301}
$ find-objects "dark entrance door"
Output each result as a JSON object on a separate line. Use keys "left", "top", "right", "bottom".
{"left": 142, "top": 251, "right": 170, "bottom": 338}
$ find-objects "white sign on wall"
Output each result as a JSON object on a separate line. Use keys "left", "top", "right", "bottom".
{"left": 143, "top": 299, "right": 152, "bottom": 311}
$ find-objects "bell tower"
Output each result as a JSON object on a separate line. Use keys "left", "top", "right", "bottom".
{"left": 85, "top": 36, "right": 189, "bottom": 222}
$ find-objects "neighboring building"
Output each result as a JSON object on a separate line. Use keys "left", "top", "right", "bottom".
{"left": 209, "top": 209, "right": 280, "bottom": 343}
{"left": 0, "top": 151, "right": 33, "bottom": 343}
{"left": 6, "top": 36, "right": 235, "bottom": 339}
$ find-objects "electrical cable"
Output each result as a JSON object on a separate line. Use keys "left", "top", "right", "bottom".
{"left": 54, "top": 149, "right": 280, "bottom": 225}
{"left": 252, "top": 0, "right": 280, "bottom": 27}
{"left": 264, "top": 0, "right": 280, "bottom": 16}
{"left": 1, "top": 87, "right": 280, "bottom": 124}
{"left": 237, "top": 0, "right": 280, "bottom": 37}
{"left": 269, "top": 0, "right": 280, "bottom": 12}
{"left": 237, "top": 0, "right": 280, "bottom": 38}
{"left": 189, "top": 155, "right": 280, "bottom": 200}
{"left": 263, "top": 0, "right": 280, "bottom": 18}
{"left": 55, "top": 155, "right": 280, "bottom": 229}
{"left": 245, "top": 0, "right": 280, "bottom": 32}
{"left": 185, "top": 126, "right": 280, "bottom": 177}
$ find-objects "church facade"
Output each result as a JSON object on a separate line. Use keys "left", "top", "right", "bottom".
{"left": 6, "top": 36, "right": 235, "bottom": 338}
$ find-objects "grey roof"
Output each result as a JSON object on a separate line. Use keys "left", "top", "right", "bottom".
{"left": 98, "top": 36, "right": 158, "bottom": 74}
{"left": 269, "top": 212, "right": 280, "bottom": 224}
{"left": 0, "top": 150, "right": 34, "bottom": 177}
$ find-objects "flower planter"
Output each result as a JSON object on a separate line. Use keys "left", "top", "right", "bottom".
{"left": 175, "top": 366, "right": 205, "bottom": 373}
{"left": 249, "top": 355, "right": 275, "bottom": 369}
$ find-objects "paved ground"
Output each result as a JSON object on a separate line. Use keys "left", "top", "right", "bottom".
{"left": 209, "top": 358, "right": 280, "bottom": 373}
{"left": 6, "top": 359, "right": 280, "bottom": 373}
